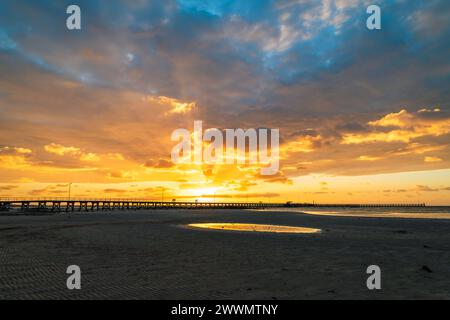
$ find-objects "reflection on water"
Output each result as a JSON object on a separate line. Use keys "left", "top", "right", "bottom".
{"left": 188, "top": 223, "right": 321, "bottom": 234}
{"left": 255, "top": 207, "right": 450, "bottom": 219}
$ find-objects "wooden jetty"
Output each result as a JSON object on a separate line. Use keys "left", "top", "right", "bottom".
{"left": 0, "top": 199, "right": 280, "bottom": 212}
{"left": 0, "top": 198, "right": 426, "bottom": 213}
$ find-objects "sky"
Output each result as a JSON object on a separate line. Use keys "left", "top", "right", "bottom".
{"left": 0, "top": 0, "right": 450, "bottom": 204}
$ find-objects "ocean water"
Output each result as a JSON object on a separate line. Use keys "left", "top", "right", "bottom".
{"left": 258, "top": 206, "right": 450, "bottom": 219}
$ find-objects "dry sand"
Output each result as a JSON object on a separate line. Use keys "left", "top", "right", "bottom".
{"left": 1, "top": 209, "right": 450, "bottom": 299}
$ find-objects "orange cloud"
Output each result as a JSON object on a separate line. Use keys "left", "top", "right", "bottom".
{"left": 357, "top": 155, "right": 384, "bottom": 161}
{"left": 145, "top": 96, "right": 196, "bottom": 114}
{"left": 44, "top": 143, "right": 80, "bottom": 156}
{"left": 282, "top": 134, "right": 322, "bottom": 154}
{"left": 0, "top": 146, "right": 33, "bottom": 169}
{"left": 143, "top": 159, "right": 174, "bottom": 169}
{"left": 342, "top": 109, "right": 450, "bottom": 144}
{"left": 44, "top": 143, "right": 100, "bottom": 162}
{"left": 424, "top": 156, "right": 443, "bottom": 163}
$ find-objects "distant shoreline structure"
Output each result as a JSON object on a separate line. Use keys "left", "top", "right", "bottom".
{"left": 0, "top": 198, "right": 427, "bottom": 212}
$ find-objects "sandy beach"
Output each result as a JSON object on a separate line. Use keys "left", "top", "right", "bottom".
{"left": 1, "top": 209, "right": 450, "bottom": 300}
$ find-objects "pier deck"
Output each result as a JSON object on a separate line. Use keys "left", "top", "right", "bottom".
{"left": 0, "top": 199, "right": 426, "bottom": 213}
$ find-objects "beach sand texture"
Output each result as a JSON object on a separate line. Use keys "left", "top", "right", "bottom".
{"left": 1, "top": 209, "right": 450, "bottom": 299}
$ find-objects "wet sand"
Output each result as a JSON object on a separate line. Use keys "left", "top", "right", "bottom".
{"left": 1, "top": 209, "right": 450, "bottom": 299}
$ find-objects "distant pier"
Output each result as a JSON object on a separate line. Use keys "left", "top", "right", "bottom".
{"left": 288, "top": 203, "right": 427, "bottom": 208}
{"left": 0, "top": 198, "right": 426, "bottom": 213}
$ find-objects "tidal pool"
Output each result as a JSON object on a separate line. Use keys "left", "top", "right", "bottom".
{"left": 188, "top": 223, "right": 321, "bottom": 234}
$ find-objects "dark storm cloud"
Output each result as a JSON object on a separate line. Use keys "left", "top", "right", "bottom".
{"left": 1, "top": 0, "right": 449, "bottom": 117}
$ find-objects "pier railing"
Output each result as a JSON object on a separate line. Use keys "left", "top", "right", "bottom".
{"left": 0, "top": 199, "right": 282, "bottom": 212}
{"left": 0, "top": 198, "right": 426, "bottom": 213}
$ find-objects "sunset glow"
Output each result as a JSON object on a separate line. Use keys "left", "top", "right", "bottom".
{"left": 0, "top": 1, "right": 449, "bottom": 205}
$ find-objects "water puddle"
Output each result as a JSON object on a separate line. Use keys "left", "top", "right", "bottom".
{"left": 188, "top": 223, "right": 321, "bottom": 234}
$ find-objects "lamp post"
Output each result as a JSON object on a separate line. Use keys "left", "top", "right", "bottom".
{"left": 68, "top": 183, "right": 73, "bottom": 201}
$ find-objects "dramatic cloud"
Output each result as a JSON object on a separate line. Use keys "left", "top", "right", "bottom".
{"left": 0, "top": 0, "right": 449, "bottom": 203}
{"left": 342, "top": 109, "right": 450, "bottom": 144}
